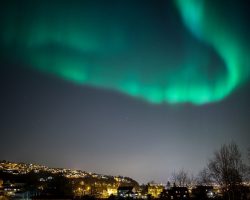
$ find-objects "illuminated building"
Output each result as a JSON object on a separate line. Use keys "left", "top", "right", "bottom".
{"left": 117, "top": 186, "right": 135, "bottom": 198}
{"left": 167, "top": 186, "right": 189, "bottom": 199}
{"left": 147, "top": 184, "right": 164, "bottom": 198}
{"left": 107, "top": 187, "right": 117, "bottom": 196}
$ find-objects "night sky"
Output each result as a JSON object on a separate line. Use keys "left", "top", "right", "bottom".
{"left": 0, "top": 0, "right": 250, "bottom": 184}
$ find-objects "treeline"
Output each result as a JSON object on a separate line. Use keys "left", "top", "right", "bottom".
{"left": 167, "top": 142, "right": 250, "bottom": 200}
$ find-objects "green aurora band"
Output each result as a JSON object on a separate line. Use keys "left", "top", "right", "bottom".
{"left": 0, "top": 0, "right": 249, "bottom": 105}
{"left": 175, "top": 0, "right": 250, "bottom": 104}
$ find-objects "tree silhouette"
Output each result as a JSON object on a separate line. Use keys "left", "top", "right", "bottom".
{"left": 196, "top": 168, "right": 212, "bottom": 185}
{"left": 207, "top": 142, "right": 246, "bottom": 200}
{"left": 171, "top": 169, "right": 189, "bottom": 187}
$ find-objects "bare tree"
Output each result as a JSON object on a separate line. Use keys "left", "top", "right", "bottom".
{"left": 171, "top": 169, "right": 189, "bottom": 187}
{"left": 196, "top": 167, "right": 212, "bottom": 185}
{"left": 207, "top": 142, "right": 246, "bottom": 200}
{"left": 247, "top": 147, "right": 250, "bottom": 181}
{"left": 248, "top": 147, "right": 250, "bottom": 161}
{"left": 187, "top": 173, "right": 196, "bottom": 187}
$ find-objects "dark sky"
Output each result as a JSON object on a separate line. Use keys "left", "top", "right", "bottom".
{"left": 0, "top": 0, "right": 250, "bottom": 184}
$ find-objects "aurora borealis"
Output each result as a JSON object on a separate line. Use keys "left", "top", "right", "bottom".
{"left": 0, "top": 0, "right": 249, "bottom": 104}
{"left": 1, "top": 0, "right": 250, "bottom": 184}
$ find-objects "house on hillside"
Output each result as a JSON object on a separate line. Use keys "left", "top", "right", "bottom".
{"left": 117, "top": 186, "right": 135, "bottom": 198}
